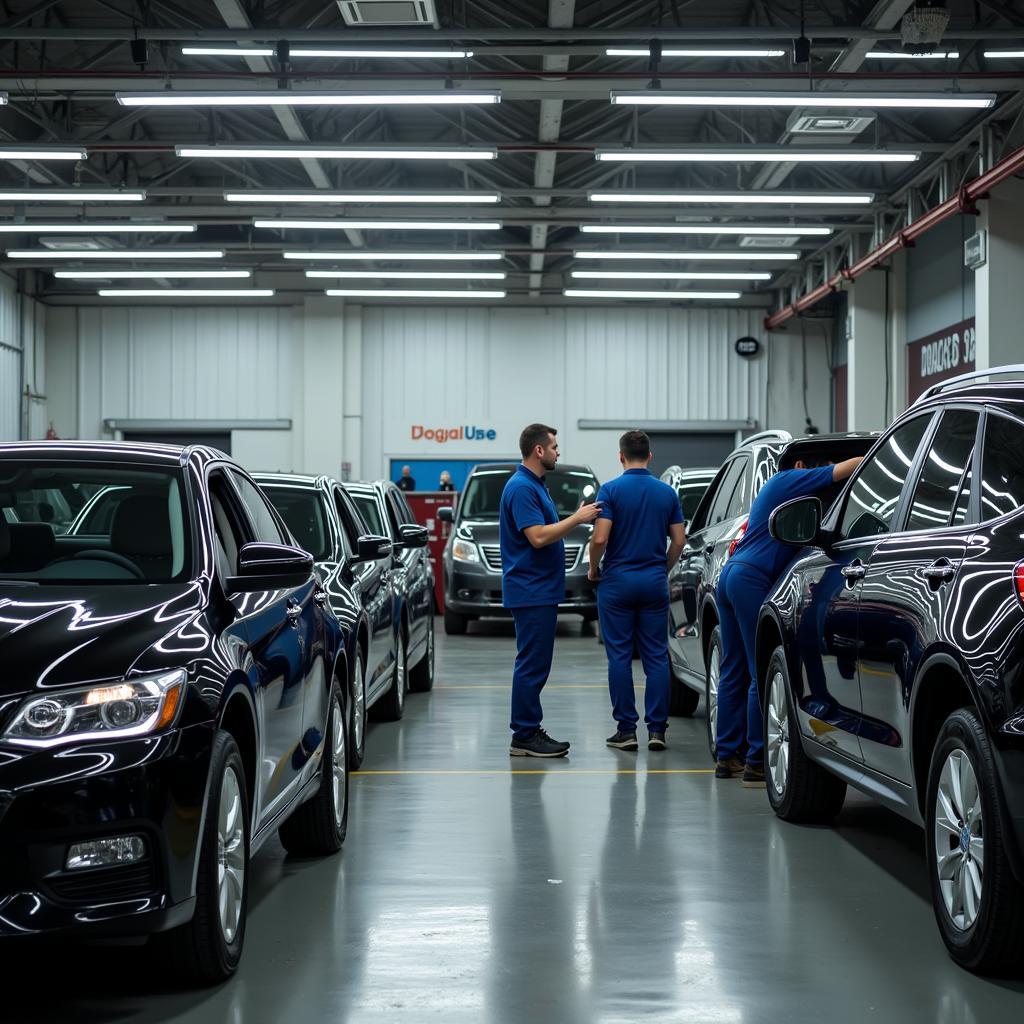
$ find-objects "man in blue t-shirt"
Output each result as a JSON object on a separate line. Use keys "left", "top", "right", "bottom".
{"left": 500, "top": 423, "right": 601, "bottom": 757}
{"left": 587, "top": 430, "right": 688, "bottom": 752}
{"left": 715, "top": 454, "right": 863, "bottom": 787}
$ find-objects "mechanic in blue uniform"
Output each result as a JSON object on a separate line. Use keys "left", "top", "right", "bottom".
{"left": 715, "top": 454, "right": 863, "bottom": 787}
{"left": 500, "top": 423, "right": 601, "bottom": 758}
{"left": 587, "top": 430, "right": 687, "bottom": 752}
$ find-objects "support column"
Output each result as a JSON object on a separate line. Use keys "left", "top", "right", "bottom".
{"left": 846, "top": 268, "right": 889, "bottom": 430}
{"left": 975, "top": 178, "right": 1024, "bottom": 370}
{"left": 342, "top": 304, "right": 363, "bottom": 481}
{"left": 887, "top": 250, "right": 908, "bottom": 421}
{"left": 299, "top": 296, "right": 346, "bottom": 478}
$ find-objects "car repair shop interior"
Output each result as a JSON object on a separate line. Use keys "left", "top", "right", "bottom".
{"left": 2, "top": 1, "right": 1024, "bottom": 1021}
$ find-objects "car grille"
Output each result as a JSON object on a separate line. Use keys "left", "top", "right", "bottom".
{"left": 46, "top": 861, "right": 158, "bottom": 904}
{"left": 480, "top": 544, "right": 580, "bottom": 572}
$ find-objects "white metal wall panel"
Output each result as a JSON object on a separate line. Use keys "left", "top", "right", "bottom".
{"left": 0, "top": 273, "right": 22, "bottom": 441}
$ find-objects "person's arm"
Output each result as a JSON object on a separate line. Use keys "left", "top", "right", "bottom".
{"left": 587, "top": 517, "right": 611, "bottom": 581}
{"left": 666, "top": 522, "right": 686, "bottom": 573}
{"left": 832, "top": 456, "right": 863, "bottom": 482}
{"left": 523, "top": 501, "right": 601, "bottom": 548}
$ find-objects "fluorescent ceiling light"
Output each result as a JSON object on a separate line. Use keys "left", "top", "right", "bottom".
{"left": 0, "top": 189, "right": 146, "bottom": 202}
{"left": 325, "top": 288, "right": 505, "bottom": 299}
{"left": 7, "top": 248, "right": 225, "bottom": 259}
{"left": 117, "top": 91, "right": 500, "bottom": 107}
{"left": 984, "top": 50, "right": 1024, "bottom": 58}
{"left": 0, "top": 222, "right": 196, "bottom": 233}
{"left": 224, "top": 190, "right": 501, "bottom": 204}
{"left": 290, "top": 48, "right": 473, "bottom": 59}
{"left": 865, "top": 50, "right": 959, "bottom": 59}
{"left": 284, "top": 251, "right": 503, "bottom": 261}
{"left": 589, "top": 191, "right": 873, "bottom": 205}
{"left": 575, "top": 249, "right": 798, "bottom": 261}
{"left": 178, "top": 145, "right": 496, "bottom": 160}
{"left": 181, "top": 46, "right": 275, "bottom": 56}
{"left": 98, "top": 288, "right": 274, "bottom": 298}
{"left": 596, "top": 148, "right": 918, "bottom": 164}
{"left": 610, "top": 91, "right": 994, "bottom": 110}
{"left": 579, "top": 223, "right": 833, "bottom": 236}
{"left": 55, "top": 269, "right": 250, "bottom": 279}
{"left": 256, "top": 218, "right": 501, "bottom": 231}
{"left": 607, "top": 47, "right": 785, "bottom": 58}
{"left": 307, "top": 269, "right": 506, "bottom": 280}
{"left": 572, "top": 270, "right": 771, "bottom": 281}
{"left": 0, "top": 147, "right": 87, "bottom": 161}
{"left": 564, "top": 288, "right": 742, "bottom": 300}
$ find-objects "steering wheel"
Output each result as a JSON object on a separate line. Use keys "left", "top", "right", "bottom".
{"left": 72, "top": 549, "right": 145, "bottom": 579}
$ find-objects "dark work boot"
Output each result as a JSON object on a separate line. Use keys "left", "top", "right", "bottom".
{"left": 509, "top": 728, "right": 570, "bottom": 758}
{"left": 606, "top": 730, "right": 639, "bottom": 751}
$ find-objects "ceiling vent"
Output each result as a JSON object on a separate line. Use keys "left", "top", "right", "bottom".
{"left": 40, "top": 237, "right": 106, "bottom": 250}
{"left": 740, "top": 235, "right": 799, "bottom": 248}
{"left": 786, "top": 111, "right": 875, "bottom": 136}
{"left": 338, "top": 0, "right": 438, "bottom": 25}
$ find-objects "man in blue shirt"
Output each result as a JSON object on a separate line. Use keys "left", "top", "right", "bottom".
{"left": 587, "top": 431, "right": 688, "bottom": 751}
{"left": 715, "top": 454, "right": 863, "bottom": 787}
{"left": 500, "top": 423, "right": 601, "bottom": 757}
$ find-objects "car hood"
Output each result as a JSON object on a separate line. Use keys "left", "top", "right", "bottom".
{"left": 455, "top": 520, "right": 594, "bottom": 547}
{"left": 0, "top": 582, "right": 206, "bottom": 696}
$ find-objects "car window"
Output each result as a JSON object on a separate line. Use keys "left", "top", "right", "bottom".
{"left": 724, "top": 459, "right": 751, "bottom": 519}
{"left": 677, "top": 480, "right": 711, "bottom": 522}
{"left": 333, "top": 488, "right": 362, "bottom": 555}
{"left": 979, "top": 411, "right": 1024, "bottom": 522}
{"left": 384, "top": 491, "right": 403, "bottom": 535}
{"left": 392, "top": 489, "right": 416, "bottom": 525}
{"left": 262, "top": 485, "right": 331, "bottom": 560}
{"left": 752, "top": 446, "right": 781, "bottom": 499}
{"left": 228, "top": 470, "right": 286, "bottom": 545}
{"left": 708, "top": 458, "right": 746, "bottom": 527}
{"left": 838, "top": 415, "right": 932, "bottom": 541}
{"left": 687, "top": 464, "right": 729, "bottom": 532}
{"left": 209, "top": 471, "right": 248, "bottom": 577}
{"left": 351, "top": 491, "right": 387, "bottom": 537}
{"left": 904, "top": 410, "right": 979, "bottom": 533}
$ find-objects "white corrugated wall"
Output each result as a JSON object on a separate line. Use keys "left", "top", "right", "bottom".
{"left": 0, "top": 274, "right": 23, "bottom": 441}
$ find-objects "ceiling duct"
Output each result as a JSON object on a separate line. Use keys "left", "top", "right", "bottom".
{"left": 786, "top": 112, "right": 875, "bottom": 135}
{"left": 900, "top": 2, "right": 950, "bottom": 54}
{"left": 740, "top": 235, "right": 799, "bottom": 247}
{"left": 337, "top": 0, "right": 438, "bottom": 26}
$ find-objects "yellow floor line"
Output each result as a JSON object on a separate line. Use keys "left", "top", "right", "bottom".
{"left": 353, "top": 768, "right": 714, "bottom": 776}
{"left": 434, "top": 683, "right": 644, "bottom": 689}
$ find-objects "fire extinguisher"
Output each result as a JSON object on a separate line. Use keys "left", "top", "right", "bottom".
{"left": 45, "top": 423, "right": 58, "bottom": 441}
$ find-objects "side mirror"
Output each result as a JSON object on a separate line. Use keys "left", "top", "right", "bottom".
{"left": 349, "top": 533, "right": 393, "bottom": 565}
{"left": 227, "top": 541, "right": 313, "bottom": 594}
{"left": 437, "top": 506, "right": 454, "bottom": 524}
{"left": 397, "top": 523, "right": 429, "bottom": 550}
{"left": 769, "top": 497, "right": 823, "bottom": 547}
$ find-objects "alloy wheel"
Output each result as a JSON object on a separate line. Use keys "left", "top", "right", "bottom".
{"left": 217, "top": 766, "right": 246, "bottom": 944}
{"left": 353, "top": 655, "right": 365, "bottom": 753}
{"left": 934, "top": 748, "right": 985, "bottom": 931}
{"left": 396, "top": 639, "right": 406, "bottom": 710}
{"left": 708, "top": 646, "right": 720, "bottom": 746}
{"left": 332, "top": 695, "right": 347, "bottom": 829}
{"left": 766, "top": 670, "right": 790, "bottom": 797}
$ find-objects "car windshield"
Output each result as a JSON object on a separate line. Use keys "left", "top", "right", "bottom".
{"left": 262, "top": 485, "right": 331, "bottom": 561}
{"left": 0, "top": 461, "right": 191, "bottom": 584}
{"left": 678, "top": 477, "right": 715, "bottom": 520}
{"left": 350, "top": 492, "right": 386, "bottom": 537}
{"left": 460, "top": 467, "right": 599, "bottom": 520}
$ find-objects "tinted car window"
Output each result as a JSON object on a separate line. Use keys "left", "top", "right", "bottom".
{"left": 677, "top": 481, "right": 711, "bottom": 521}
{"left": 352, "top": 492, "right": 386, "bottom": 536}
{"left": 904, "top": 410, "right": 979, "bottom": 532}
{"left": 384, "top": 492, "right": 403, "bottom": 535}
{"left": 229, "top": 471, "right": 285, "bottom": 545}
{"left": 839, "top": 415, "right": 931, "bottom": 541}
{"left": 262, "top": 485, "right": 331, "bottom": 560}
{"left": 333, "top": 488, "right": 362, "bottom": 555}
{"left": 724, "top": 460, "right": 750, "bottom": 519}
{"left": 708, "top": 458, "right": 746, "bottom": 526}
{"left": 980, "top": 412, "right": 1024, "bottom": 521}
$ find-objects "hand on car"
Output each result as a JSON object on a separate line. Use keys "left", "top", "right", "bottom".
{"left": 572, "top": 502, "right": 602, "bottom": 525}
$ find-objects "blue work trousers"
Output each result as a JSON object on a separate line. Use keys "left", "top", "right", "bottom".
{"left": 597, "top": 570, "right": 670, "bottom": 734}
{"left": 510, "top": 605, "right": 558, "bottom": 740}
{"left": 716, "top": 560, "right": 774, "bottom": 765}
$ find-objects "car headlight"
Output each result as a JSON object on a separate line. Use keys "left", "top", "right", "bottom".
{"left": 582, "top": 545, "right": 590, "bottom": 565}
{"left": 2, "top": 669, "right": 186, "bottom": 748}
{"left": 452, "top": 538, "right": 480, "bottom": 564}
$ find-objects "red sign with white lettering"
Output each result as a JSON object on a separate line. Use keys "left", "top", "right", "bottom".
{"left": 907, "top": 318, "right": 976, "bottom": 403}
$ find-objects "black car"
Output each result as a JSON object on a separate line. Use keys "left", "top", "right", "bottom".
{"left": 658, "top": 465, "right": 718, "bottom": 524}
{"left": 256, "top": 473, "right": 426, "bottom": 769}
{"left": 669, "top": 430, "right": 877, "bottom": 747}
{"left": 0, "top": 442, "right": 371, "bottom": 983}
{"left": 759, "top": 366, "right": 1024, "bottom": 974}
{"left": 344, "top": 481, "right": 435, "bottom": 694}
{"left": 437, "top": 462, "right": 600, "bottom": 635}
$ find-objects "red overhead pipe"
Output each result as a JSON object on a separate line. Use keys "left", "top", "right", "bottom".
{"left": 765, "top": 140, "right": 1024, "bottom": 331}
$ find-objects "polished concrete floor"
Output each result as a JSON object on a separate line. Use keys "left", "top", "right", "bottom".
{"left": 7, "top": 619, "right": 1024, "bottom": 1022}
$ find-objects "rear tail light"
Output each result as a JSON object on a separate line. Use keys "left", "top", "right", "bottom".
{"left": 1014, "top": 561, "right": 1024, "bottom": 606}
{"left": 728, "top": 519, "right": 749, "bottom": 558}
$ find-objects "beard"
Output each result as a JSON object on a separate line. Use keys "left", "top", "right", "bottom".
{"left": 539, "top": 452, "right": 558, "bottom": 472}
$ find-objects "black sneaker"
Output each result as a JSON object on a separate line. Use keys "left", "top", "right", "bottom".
{"left": 606, "top": 730, "right": 639, "bottom": 751}
{"left": 742, "top": 763, "right": 766, "bottom": 788}
{"left": 509, "top": 728, "right": 570, "bottom": 758}
{"left": 715, "top": 756, "right": 745, "bottom": 779}
{"left": 648, "top": 732, "right": 667, "bottom": 751}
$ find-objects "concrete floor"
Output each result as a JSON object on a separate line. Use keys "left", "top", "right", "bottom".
{"left": 7, "top": 619, "right": 1024, "bottom": 1022}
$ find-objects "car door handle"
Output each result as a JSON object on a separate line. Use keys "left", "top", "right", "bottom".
{"left": 922, "top": 559, "right": 959, "bottom": 584}
{"left": 313, "top": 587, "right": 328, "bottom": 606}
{"left": 841, "top": 561, "right": 866, "bottom": 582}
{"left": 286, "top": 600, "right": 303, "bottom": 623}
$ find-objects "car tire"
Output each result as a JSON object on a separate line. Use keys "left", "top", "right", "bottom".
{"left": 444, "top": 608, "right": 467, "bottom": 635}
{"left": 926, "top": 707, "right": 1024, "bottom": 975}
{"left": 409, "top": 612, "right": 435, "bottom": 692}
{"left": 159, "top": 731, "right": 249, "bottom": 985}
{"left": 703, "top": 625, "right": 722, "bottom": 756}
{"left": 279, "top": 685, "right": 348, "bottom": 856}
{"left": 348, "top": 649, "right": 367, "bottom": 770}
{"left": 669, "top": 664, "right": 700, "bottom": 718}
{"left": 764, "top": 646, "right": 846, "bottom": 823}
{"left": 373, "top": 628, "right": 408, "bottom": 722}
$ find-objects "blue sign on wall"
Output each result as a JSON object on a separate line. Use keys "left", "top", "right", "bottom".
{"left": 389, "top": 458, "right": 508, "bottom": 492}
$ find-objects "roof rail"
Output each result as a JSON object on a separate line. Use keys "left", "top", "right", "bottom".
{"left": 916, "top": 364, "right": 1024, "bottom": 404}
{"left": 741, "top": 429, "right": 793, "bottom": 447}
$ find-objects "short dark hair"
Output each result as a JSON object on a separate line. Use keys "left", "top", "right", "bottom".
{"left": 619, "top": 429, "right": 651, "bottom": 462}
{"left": 519, "top": 423, "right": 557, "bottom": 459}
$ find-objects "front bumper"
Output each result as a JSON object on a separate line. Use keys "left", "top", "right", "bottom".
{"left": 0, "top": 721, "right": 214, "bottom": 937}
{"left": 445, "top": 560, "right": 597, "bottom": 618}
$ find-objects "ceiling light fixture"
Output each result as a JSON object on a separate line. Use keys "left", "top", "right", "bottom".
{"left": 181, "top": 46, "right": 275, "bottom": 56}
{"left": 98, "top": 288, "right": 274, "bottom": 297}
{"left": 325, "top": 288, "right": 506, "bottom": 299}
{"left": 290, "top": 48, "right": 473, "bottom": 59}
{"left": 609, "top": 91, "right": 994, "bottom": 110}
{"left": 865, "top": 50, "right": 959, "bottom": 59}
{"left": 574, "top": 249, "right": 798, "bottom": 261}
{"left": 571, "top": 270, "right": 771, "bottom": 281}
{"left": 983, "top": 50, "right": 1024, "bottom": 58}
{"left": 7, "top": 248, "right": 225, "bottom": 259}
{"left": 55, "top": 269, "right": 250, "bottom": 279}
{"left": 0, "top": 189, "right": 146, "bottom": 202}
{"left": 563, "top": 288, "right": 742, "bottom": 300}
{"left": 0, "top": 222, "right": 196, "bottom": 233}
{"left": 117, "top": 91, "right": 501, "bottom": 107}
{"left": 606, "top": 47, "right": 786, "bottom": 58}
{"left": 0, "top": 147, "right": 87, "bottom": 161}
{"left": 595, "top": 148, "right": 918, "bottom": 163}
{"left": 579, "top": 223, "right": 833, "bottom": 236}
{"left": 257, "top": 218, "right": 502, "bottom": 231}
{"left": 284, "top": 250, "right": 503, "bottom": 261}
{"left": 307, "top": 270, "right": 506, "bottom": 280}
{"left": 225, "top": 190, "right": 501, "bottom": 204}
{"left": 589, "top": 191, "right": 873, "bottom": 205}
{"left": 179, "top": 145, "right": 497, "bottom": 160}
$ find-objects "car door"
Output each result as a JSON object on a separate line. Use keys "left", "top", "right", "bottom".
{"left": 389, "top": 487, "right": 431, "bottom": 660}
{"left": 796, "top": 413, "right": 935, "bottom": 762}
{"left": 855, "top": 408, "right": 980, "bottom": 783}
